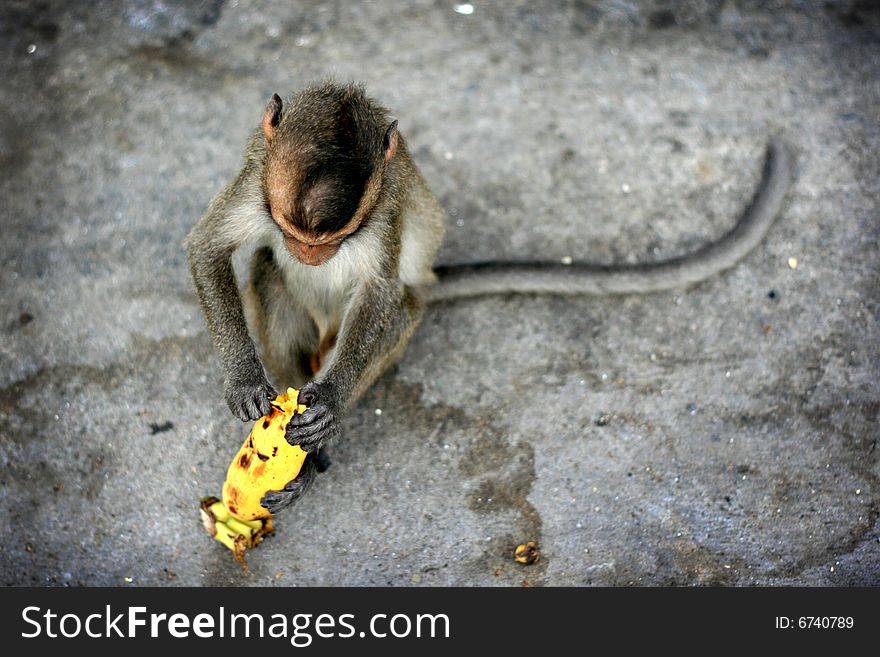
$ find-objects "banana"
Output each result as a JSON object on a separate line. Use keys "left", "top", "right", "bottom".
{"left": 222, "top": 388, "right": 309, "bottom": 521}
{"left": 199, "top": 387, "right": 309, "bottom": 570}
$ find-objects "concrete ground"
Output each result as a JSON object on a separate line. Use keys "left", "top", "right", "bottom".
{"left": 1, "top": 0, "right": 877, "bottom": 586}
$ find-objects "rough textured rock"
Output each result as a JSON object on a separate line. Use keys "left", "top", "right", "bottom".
{"left": 1, "top": 0, "right": 877, "bottom": 586}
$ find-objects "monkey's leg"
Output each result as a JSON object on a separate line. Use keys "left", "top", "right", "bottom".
{"left": 309, "top": 331, "right": 338, "bottom": 378}
{"left": 287, "top": 282, "right": 426, "bottom": 451}
{"left": 245, "top": 247, "right": 319, "bottom": 389}
{"left": 312, "top": 447, "right": 332, "bottom": 472}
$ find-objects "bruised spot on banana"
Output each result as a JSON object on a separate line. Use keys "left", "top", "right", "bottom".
{"left": 199, "top": 388, "right": 309, "bottom": 571}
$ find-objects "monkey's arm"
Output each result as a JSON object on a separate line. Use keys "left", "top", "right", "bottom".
{"left": 185, "top": 172, "right": 278, "bottom": 421}
{"left": 286, "top": 281, "right": 425, "bottom": 451}
{"left": 431, "top": 139, "right": 793, "bottom": 301}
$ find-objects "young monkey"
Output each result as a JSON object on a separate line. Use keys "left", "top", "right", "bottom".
{"left": 186, "top": 81, "right": 792, "bottom": 514}
{"left": 186, "top": 82, "right": 446, "bottom": 512}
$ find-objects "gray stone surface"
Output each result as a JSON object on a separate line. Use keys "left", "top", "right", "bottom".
{"left": 1, "top": 0, "right": 877, "bottom": 586}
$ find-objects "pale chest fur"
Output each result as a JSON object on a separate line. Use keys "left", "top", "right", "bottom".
{"left": 271, "top": 225, "right": 384, "bottom": 336}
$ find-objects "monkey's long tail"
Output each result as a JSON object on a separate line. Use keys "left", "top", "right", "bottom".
{"left": 430, "top": 139, "right": 793, "bottom": 302}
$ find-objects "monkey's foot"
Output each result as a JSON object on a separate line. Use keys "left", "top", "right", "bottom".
{"left": 314, "top": 447, "right": 332, "bottom": 473}
{"left": 259, "top": 455, "right": 317, "bottom": 515}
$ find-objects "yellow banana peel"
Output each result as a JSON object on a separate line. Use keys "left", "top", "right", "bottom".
{"left": 199, "top": 387, "right": 308, "bottom": 570}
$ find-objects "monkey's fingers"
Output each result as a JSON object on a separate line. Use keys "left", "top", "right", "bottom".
{"left": 225, "top": 380, "right": 278, "bottom": 421}
{"left": 287, "top": 416, "right": 338, "bottom": 453}
{"left": 288, "top": 403, "right": 330, "bottom": 427}
{"left": 235, "top": 394, "right": 266, "bottom": 421}
{"left": 287, "top": 412, "right": 333, "bottom": 439}
{"left": 298, "top": 387, "right": 318, "bottom": 408}
{"left": 286, "top": 409, "right": 337, "bottom": 448}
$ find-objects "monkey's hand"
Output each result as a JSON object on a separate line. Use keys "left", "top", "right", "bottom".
{"left": 224, "top": 358, "right": 278, "bottom": 421}
{"left": 285, "top": 381, "right": 340, "bottom": 452}
{"left": 260, "top": 455, "right": 317, "bottom": 515}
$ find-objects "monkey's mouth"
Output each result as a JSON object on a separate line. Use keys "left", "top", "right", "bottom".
{"left": 295, "top": 249, "right": 338, "bottom": 267}
{"left": 285, "top": 237, "right": 340, "bottom": 266}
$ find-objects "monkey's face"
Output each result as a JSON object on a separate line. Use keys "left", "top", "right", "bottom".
{"left": 267, "top": 184, "right": 365, "bottom": 267}
{"left": 266, "top": 157, "right": 371, "bottom": 267}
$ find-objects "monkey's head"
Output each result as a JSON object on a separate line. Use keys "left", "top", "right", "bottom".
{"left": 260, "top": 83, "right": 399, "bottom": 266}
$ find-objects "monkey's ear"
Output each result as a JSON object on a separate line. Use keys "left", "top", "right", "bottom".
{"left": 383, "top": 120, "right": 399, "bottom": 163}
{"left": 261, "top": 93, "right": 283, "bottom": 146}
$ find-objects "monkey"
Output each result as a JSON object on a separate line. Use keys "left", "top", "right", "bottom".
{"left": 186, "top": 82, "right": 446, "bottom": 513}
{"left": 185, "top": 81, "right": 792, "bottom": 515}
